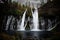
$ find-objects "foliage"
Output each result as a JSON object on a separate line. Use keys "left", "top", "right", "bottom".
{"left": 0, "top": 1, "right": 32, "bottom": 16}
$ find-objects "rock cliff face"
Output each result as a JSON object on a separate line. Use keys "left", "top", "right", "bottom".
{"left": 38, "top": 0, "right": 60, "bottom": 16}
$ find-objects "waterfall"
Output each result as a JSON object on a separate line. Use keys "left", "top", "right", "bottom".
{"left": 5, "top": 16, "right": 13, "bottom": 30}
{"left": 10, "top": 17, "right": 15, "bottom": 31}
{"left": 40, "top": 17, "right": 45, "bottom": 31}
{"left": 4, "top": 9, "right": 58, "bottom": 32}
{"left": 47, "top": 19, "right": 60, "bottom": 31}
{"left": 31, "top": 7, "right": 40, "bottom": 31}
{"left": 17, "top": 9, "right": 27, "bottom": 31}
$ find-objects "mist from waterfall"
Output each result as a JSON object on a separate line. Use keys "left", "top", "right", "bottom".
{"left": 17, "top": 9, "right": 27, "bottom": 31}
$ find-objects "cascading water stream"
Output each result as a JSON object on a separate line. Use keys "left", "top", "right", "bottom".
{"left": 30, "top": 9, "right": 59, "bottom": 31}
{"left": 5, "top": 9, "right": 59, "bottom": 32}
{"left": 47, "top": 19, "right": 60, "bottom": 31}
{"left": 17, "top": 9, "right": 27, "bottom": 31}
{"left": 40, "top": 17, "right": 46, "bottom": 31}
{"left": 31, "top": 7, "right": 40, "bottom": 31}
{"left": 10, "top": 17, "right": 15, "bottom": 31}
{"left": 5, "top": 16, "right": 13, "bottom": 30}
